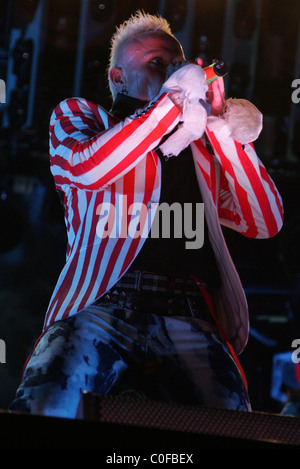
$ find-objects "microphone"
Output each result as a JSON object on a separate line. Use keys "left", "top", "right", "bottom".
{"left": 203, "top": 60, "right": 228, "bottom": 83}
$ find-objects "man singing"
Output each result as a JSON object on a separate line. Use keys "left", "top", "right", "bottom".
{"left": 10, "top": 11, "right": 283, "bottom": 419}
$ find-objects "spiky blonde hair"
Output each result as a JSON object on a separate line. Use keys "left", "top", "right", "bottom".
{"left": 108, "top": 10, "right": 179, "bottom": 97}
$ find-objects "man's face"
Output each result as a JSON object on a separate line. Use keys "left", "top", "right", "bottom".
{"left": 116, "top": 31, "right": 185, "bottom": 102}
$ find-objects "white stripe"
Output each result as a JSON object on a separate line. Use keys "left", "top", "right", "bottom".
{"left": 258, "top": 162, "right": 283, "bottom": 230}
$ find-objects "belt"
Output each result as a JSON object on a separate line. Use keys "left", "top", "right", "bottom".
{"left": 93, "top": 272, "right": 215, "bottom": 323}
{"left": 114, "top": 271, "right": 206, "bottom": 297}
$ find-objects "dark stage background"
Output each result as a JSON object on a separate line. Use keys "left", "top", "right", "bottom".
{"left": 0, "top": 0, "right": 300, "bottom": 415}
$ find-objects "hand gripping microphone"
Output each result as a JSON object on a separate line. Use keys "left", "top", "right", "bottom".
{"left": 203, "top": 60, "right": 228, "bottom": 83}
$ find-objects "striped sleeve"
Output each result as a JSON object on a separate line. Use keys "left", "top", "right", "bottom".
{"left": 205, "top": 116, "right": 284, "bottom": 239}
{"left": 49, "top": 94, "right": 181, "bottom": 191}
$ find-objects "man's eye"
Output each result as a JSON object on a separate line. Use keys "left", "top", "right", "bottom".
{"left": 150, "top": 57, "right": 163, "bottom": 66}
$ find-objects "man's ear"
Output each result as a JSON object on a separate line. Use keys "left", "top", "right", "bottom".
{"left": 109, "top": 67, "right": 126, "bottom": 92}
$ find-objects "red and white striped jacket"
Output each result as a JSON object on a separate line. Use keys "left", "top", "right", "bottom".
{"left": 45, "top": 92, "right": 283, "bottom": 354}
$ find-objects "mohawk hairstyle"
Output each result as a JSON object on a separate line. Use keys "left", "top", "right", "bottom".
{"left": 108, "top": 10, "right": 177, "bottom": 97}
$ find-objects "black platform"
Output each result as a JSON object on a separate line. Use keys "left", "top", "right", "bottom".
{"left": 1, "top": 393, "right": 299, "bottom": 450}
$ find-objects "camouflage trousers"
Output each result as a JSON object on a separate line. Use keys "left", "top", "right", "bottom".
{"left": 9, "top": 291, "right": 251, "bottom": 418}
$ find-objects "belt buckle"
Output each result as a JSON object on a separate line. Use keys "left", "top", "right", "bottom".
{"left": 136, "top": 271, "right": 162, "bottom": 293}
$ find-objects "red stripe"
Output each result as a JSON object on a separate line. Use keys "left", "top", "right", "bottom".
{"left": 120, "top": 153, "right": 158, "bottom": 271}
{"left": 99, "top": 171, "right": 137, "bottom": 293}
{"left": 21, "top": 325, "right": 52, "bottom": 377}
{"left": 194, "top": 138, "right": 211, "bottom": 162}
{"left": 81, "top": 99, "right": 105, "bottom": 127}
{"left": 259, "top": 164, "right": 284, "bottom": 223}
{"left": 219, "top": 168, "right": 230, "bottom": 192}
{"left": 296, "top": 363, "right": 300, "bottom": 385}
{"left": 196, "top": 161, "right": 211, "bottom": 190}
{"left": 70, "top": 188, "right": 80, "bottom": 237}
{"left": 60, "top": 116, "right": 94, "bottom": 138}
{"left": 234, "top": 184, "right": 257, "bottom": 236}
{"left": 44, "top": 250, "right": 79, "bottom": 326}
{"left": 193, "top": 139, "right": 212, "bottom": 190}
{"left": 59, "top": 99, "right": 101, "bottom": 133}
{"left": 50, "top": 125, "right": 61, "bottom": 150}
{"left": 192, "top": 275, "right": 248, "bottom": 391}
{"left": 218, "top": 208, "right": 241, "bottom": 225}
